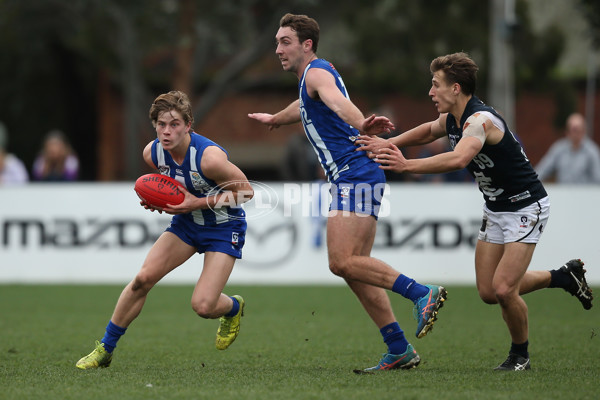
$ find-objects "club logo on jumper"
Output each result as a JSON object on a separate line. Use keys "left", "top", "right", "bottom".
{"left": 231, "top": 232, "right": 239, "bottom": 245}
{"left": 158, "top": 166, "right": 170, "bottom": 175}
{"left": 340, "top": 186, "right": 351, "bottom": 198}
{"left": 448, "top": 134, "right": 460, "bottom": 149}
{"left": 190, "top": 171, "right": 212, "bottom": 193}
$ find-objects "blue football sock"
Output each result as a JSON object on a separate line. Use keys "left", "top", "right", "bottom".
{"left": 392, "top": 274, "right": 429, "bottom": 303}
{"left": 101, "top": 320, "right": 127, "bottom": 353}
{"left": 224, "top": 296, "right": 240, "bottom": 317}
{"left": 380, "top": 322, "right": 409, "bottom": 355}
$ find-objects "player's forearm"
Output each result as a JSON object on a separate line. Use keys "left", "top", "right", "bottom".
{"left": 392, "top": 122, "right": 437, "bottom": 147}
{"left": 274, "top": 100, "right": 302, "bottom": 125}
{"left": 200, "top": 182, "right": 254, "bottom": 209}
{"left": 405, "top": 151, "right": 468, "bottom": 174}
{"left": 330, "top": 100, "right": 365, "bottom": 132}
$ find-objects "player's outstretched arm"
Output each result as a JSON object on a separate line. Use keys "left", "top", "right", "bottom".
{"left": 354, "top": 135, "right": 393, "bottom": 159}
{"left": 356, "top": 115, "right": 447, "bottom": 155}
{"left": 374, "top": 134, "right": 483, "bottom": 174}
{"left": 248, "top": 99, "right": 301, "bottom": 130}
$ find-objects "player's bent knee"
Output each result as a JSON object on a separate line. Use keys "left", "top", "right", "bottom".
{"left": 477, "top": 288, "right": 498, "bottom": 304}
{"left": 328, "top": 259, "right": 351, "bottom": 278}
{"left": 479, "top": 293, "right": 498, "bottom": 304}
{"left": 131, "top": 273, "right": 157, "bottom": 293}
{"left": 191, "top": 299, "right": 217, "bottom": 319}
{"left": 494, "top": 286, "right": 518, "bottom": 306}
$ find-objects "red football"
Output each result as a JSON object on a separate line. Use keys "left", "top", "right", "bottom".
{"left": 134, "top": 173, "right": 185, "bottom": 208}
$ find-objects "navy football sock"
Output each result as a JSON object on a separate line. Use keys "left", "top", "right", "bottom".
{"left": 392, "top": 274, "right": 429, "bottom": 303}
{"left": 380, "top": 322, "right": 409, "bottom": 355}
{"left": 549, "top": 269, "right": 571, "bottom": 288}
{"left": 224, "top": 296, "right": 240, "bottom": 317}
{"left": 510, "top": 340, "right": 529, "bottom": 359}
{"left": 101, "top": 320, "right": 127, "bottom": 353}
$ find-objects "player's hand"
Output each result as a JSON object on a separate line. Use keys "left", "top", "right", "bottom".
{"left": 139, "top": 200, "right": 163, "bottom": 214}
{"left": 361, "top": 114, "right": 394, "bottom": 135}
{"left": 248, "top": 113, "right": 281, "bottom": 131}
{"left": 161, "top": 187, "right": 196, "bottom": 215}
{"left": 373, "top": 144, "right": 407, "bottom": 172}
{"left": 355, "top": 135, "right": 393, "bottom": 158}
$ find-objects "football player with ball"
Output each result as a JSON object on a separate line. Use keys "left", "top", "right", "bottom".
{"left": 76, "top": 91, "right": 253, "bottom": 369}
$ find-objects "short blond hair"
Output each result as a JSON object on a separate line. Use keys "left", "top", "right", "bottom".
{"left": 149, "top": 91, "right": 194, "bottom": 130}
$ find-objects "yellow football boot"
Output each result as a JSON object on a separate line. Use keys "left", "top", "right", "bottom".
{"left": 216, "top": 295, "right": 245, "bottom": 350}
{"left": 75, "top": 341, "right": 112, "bottom": 369}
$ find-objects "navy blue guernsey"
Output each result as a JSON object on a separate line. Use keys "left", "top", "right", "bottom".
{"left": 446, "top": 97, "right": 547, "bottom": 212}
{"left": 299, "top": 58, "right": 375, "bottom": 182}
{"left": 150, "top": 132, "right": 246, "bottom": 226}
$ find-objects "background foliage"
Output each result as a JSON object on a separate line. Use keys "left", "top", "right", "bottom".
{"left": 0, "top": 0, "right": 597, "bottom": 180}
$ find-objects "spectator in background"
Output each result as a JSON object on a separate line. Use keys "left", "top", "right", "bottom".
{"left": 32, "top": 130, "right": 79, "bottom": 181}
{"left": 535, "top": 113, "right": 600, "bottom": 184}
{"left": 0, "top": 121, "right": 29, "bottom": 184}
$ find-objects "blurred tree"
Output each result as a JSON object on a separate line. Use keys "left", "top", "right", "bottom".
{"left": 509, "top": 1, "right": 575, "bottom": 128}
{"left": 0, "top": 0, "right": 572, "bottom": 180}
{"left": 0, "top": 0, "right": 318, "bottom": 179}
{"left": 0, "top": 0, "right": 104, "bottom": 180}
{"left": 337, "top": 0, "right": 490, "bottom": 98}
{"left": 578, "top": 0, "right": 600, "bottom": 48}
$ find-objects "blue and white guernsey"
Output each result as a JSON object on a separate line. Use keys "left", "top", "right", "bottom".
{"left": 150, "top": 132, "right": 246, "bottom": 226}
{"left": 299, "top": 59, "right": 374, "bottom": 183}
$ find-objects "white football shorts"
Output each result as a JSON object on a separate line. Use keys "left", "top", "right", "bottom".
{"left": 478, "top": 196, "right": 550, "bottom": 244}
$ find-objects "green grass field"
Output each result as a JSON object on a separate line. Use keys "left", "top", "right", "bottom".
{"left": 0, "top": 284, "right": 597, "bottom": 400}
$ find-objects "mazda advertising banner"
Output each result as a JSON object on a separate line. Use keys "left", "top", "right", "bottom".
{"left": 1, "top": 183, "right": 598, "bottom": 285}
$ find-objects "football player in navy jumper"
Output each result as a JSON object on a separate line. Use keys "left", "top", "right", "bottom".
{"left": 249, "top": 13, "right": 447, "bottom": 372}
{"left": 76, "top": 91, "right": 253, "bottom": 369}
{"left": 357, "top": 52, "right": 593, "bottom": 371}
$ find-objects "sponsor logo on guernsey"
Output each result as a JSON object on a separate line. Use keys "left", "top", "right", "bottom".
{"left": 509, "top": 190, "right": 531, "bottom": 203}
